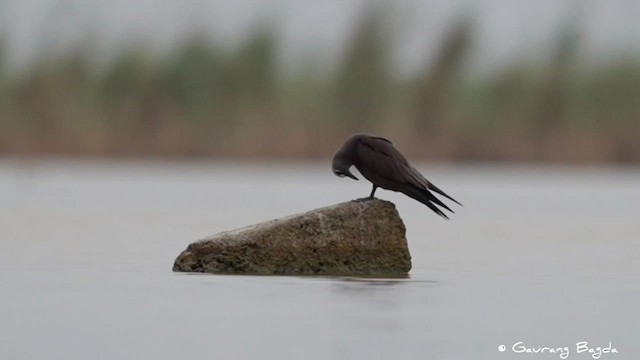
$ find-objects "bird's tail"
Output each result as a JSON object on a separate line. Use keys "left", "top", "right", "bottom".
{"left": 428, "top": 183, "right": 462, "bottom": 206}
{"left": 405, "top": 188, "right": 454, "bottom": 220}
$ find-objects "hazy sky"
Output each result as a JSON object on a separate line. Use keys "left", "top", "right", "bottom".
{"left": 1, "top": 0, "right": 639, "bottom": 75}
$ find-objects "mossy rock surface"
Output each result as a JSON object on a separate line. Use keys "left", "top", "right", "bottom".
{"left": 173, "top": 199, "right": 411, "bottom": 276}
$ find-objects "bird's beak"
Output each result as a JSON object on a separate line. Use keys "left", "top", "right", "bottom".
{"left": 345, "top": 170, "right": 358, "bottom": 181}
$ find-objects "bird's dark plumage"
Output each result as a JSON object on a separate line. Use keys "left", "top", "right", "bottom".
{"left": 332, "top": 133, "right": 461, "bottom": 219}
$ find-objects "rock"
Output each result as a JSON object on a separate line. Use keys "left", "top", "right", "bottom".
{"left": 173, "top": 198, "right": 411, "bottom": 276}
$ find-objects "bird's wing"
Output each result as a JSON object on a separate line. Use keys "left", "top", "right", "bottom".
{"left": 356, "top": 135, "right": 462, "bottom": 216}
{"left": 356, "top": 136, "right": 427, "bottom": 189}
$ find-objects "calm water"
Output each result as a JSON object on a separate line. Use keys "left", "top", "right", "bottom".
{"left": 1, "top": 159, "right": 638, "bottom": 360}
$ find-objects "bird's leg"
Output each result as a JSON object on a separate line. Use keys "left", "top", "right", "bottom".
{"left": 369, "top": 185, "right": 378, "bottom": 199}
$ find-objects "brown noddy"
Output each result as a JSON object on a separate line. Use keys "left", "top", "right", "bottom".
{"left": 332, "top": 133, "right": 462, "bottom": 219}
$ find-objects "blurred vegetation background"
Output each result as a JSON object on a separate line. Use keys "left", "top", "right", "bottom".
{"left": 0, "top": 3, "right": 639, "bottom": 162}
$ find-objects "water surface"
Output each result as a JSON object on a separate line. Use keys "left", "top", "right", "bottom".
{"left": 1, "top": 160, "right": 638, "bottom": 359}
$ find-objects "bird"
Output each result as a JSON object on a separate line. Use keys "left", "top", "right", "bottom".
{"left": 332, "top": 133, "right": 462, "bottom": 219}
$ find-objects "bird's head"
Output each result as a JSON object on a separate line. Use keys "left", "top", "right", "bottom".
{"left": 332, "top": 153, "right": 358, "bottom": 181}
